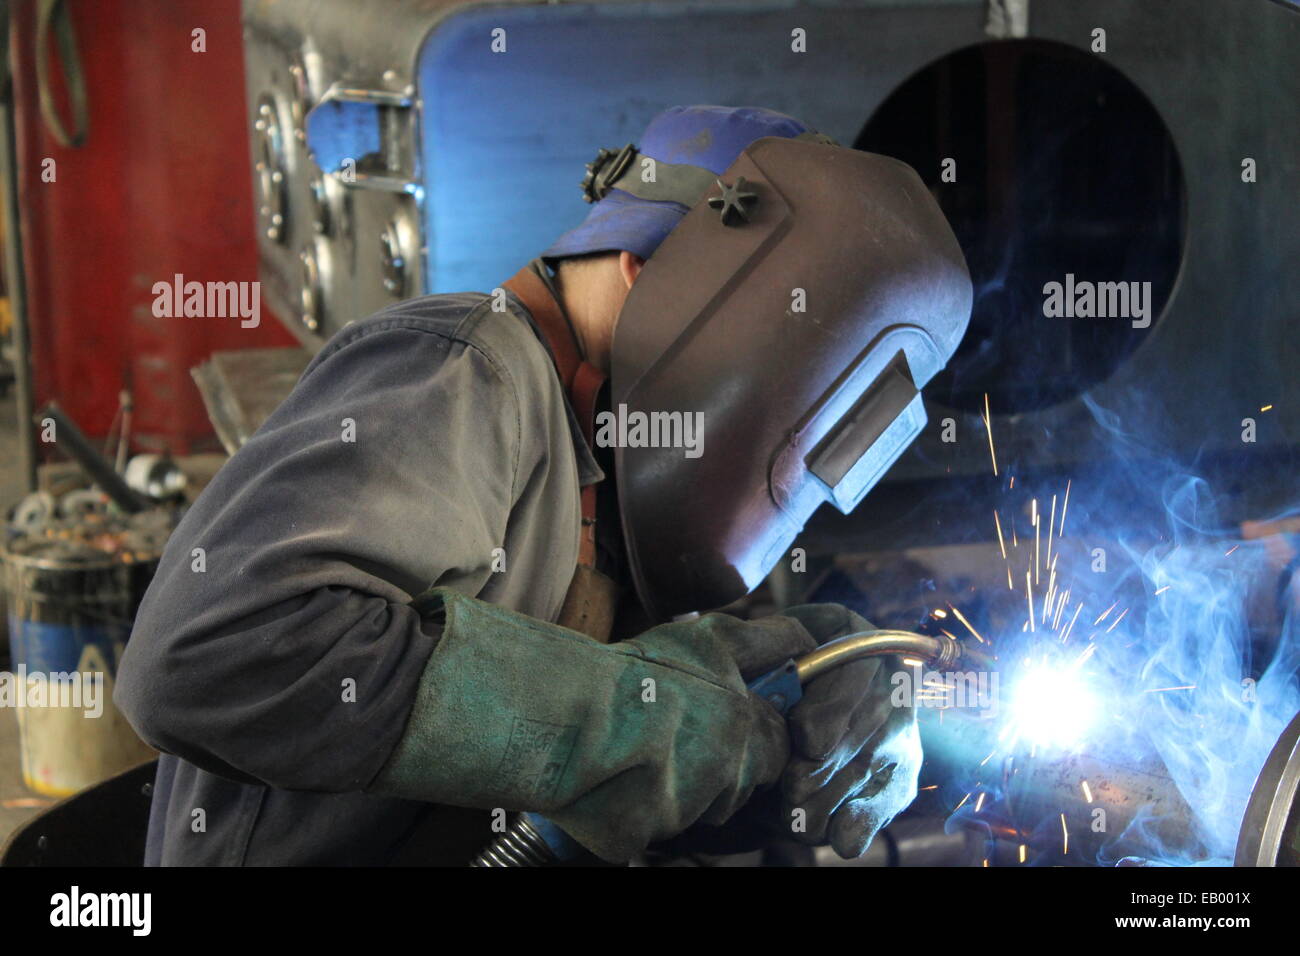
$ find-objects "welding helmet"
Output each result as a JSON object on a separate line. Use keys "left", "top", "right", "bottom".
{"left": 611, "top": 136, "right": 972, "bottom": 620}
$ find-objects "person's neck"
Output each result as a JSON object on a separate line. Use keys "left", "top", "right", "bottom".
{"left": 555, "top": 280, "right": 613, "bottom": 374}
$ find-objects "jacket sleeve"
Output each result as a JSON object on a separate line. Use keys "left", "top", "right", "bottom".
{"left": 114, "top": 317, "right": 522, "bottom": 792}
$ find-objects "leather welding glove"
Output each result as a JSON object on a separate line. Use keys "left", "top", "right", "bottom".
{"left": 370, "top": 587, "right": 818, "bottom": 863}
{"left": 777, "top": 603, "right": 922, "bottom": 859}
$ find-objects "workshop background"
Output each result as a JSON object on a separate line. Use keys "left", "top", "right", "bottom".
{"left": 0, "top": 0, "right": 1298, "bottom": 866}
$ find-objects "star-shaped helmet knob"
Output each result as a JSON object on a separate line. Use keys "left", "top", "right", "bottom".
{"left": 707, "top": 177, "right": 759, "bottom": 226}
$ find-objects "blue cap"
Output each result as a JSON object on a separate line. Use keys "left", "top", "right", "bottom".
{"left": 542, "top": 105, "right": 823, "bottom": 263}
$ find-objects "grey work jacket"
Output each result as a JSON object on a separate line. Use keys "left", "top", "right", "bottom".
{"left": 114, "top": 288, "right": 602, "bottom": 865}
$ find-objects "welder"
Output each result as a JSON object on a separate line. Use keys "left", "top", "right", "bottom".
{"left": 114, "top": 105, "right": 972, "bottom": 865}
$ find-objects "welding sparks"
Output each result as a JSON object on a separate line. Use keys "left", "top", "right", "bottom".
{"left": 1093, "top": 600, "right": 1118, "bottom": 626}
{"left": 1046, "top": 494, "right": 1057, "bottom": 576}
{"left": 948, "top": 604, "right": 986, "bottom": 644}
{"left": 1033, "top": 498, "right": 1041, "bottom": 584}
{"left": 1260, "top": 404, "right": 1273, "bottom": 412}
{"left": 1059, "top": 479, "right": 1071, "bottom": 537}
{"left": 1026, "top": 570, "right": 1036, "bottom": 632}
{"left": 983, "top": 393, "right": 998, "bottom": 477}
{"left": 1060, "top": 601, "right": 1083, "bottom": 644}
{"left": 956, "top": 476, "right": 1152, "bottom": 849}
{"left": 1224, "top": 544, "right": 1240, "bottom": 557}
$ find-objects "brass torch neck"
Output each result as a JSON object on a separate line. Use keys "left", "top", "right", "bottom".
{"left": 793, "top": 629, "right": 993, "bottom": 683}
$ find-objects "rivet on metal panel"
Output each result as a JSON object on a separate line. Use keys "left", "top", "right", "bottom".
{"left": 254, "top": 96, "right": 288, "bottom": 244}
{"left": 379, "top": 223, "right": 406, "bottom": 296}
{"left": 299, "top": 246, "right": 323, "bottom": 332}
{"left": 310, "top": 172, "right": 332, "bottom": 236}
{"left": 288, "top": 51, "right": 317, "bottom": 144}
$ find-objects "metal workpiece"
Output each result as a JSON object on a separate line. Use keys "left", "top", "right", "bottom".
{"left": 821, "top": 729, "right": 1295, "bottom": 867}
{"left": 1235, "top": 708, "right": 1300, "bottom": 867}
{"left": 815, "top": 812, "right": 1003, "bottom": 867}
{"left": 917, "top": 694, "right": 1300, "bottom": 866}
{"left": 926, "top": 704, "right": 1266, "bottom": 865}
{"left": 996, "top": 751, "right": 1201, "bottom": 863}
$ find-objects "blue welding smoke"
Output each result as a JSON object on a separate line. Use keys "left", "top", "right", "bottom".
{"left": 1073, "top": 395, "right": 1300, "bottom": 863}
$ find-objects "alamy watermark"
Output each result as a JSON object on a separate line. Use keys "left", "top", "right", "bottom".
{"left": 1042, "top": 273, "right": 1152, "bottom": 329}
{"left": 0, "top": 667, "right": 104, "bottom": 718}
{"left": 152, "top": 273, "right": 261, "bottom": 328}
{"left": 594, "top": 404, "right": 704, "bottom": 459}
{"left": 50, "top": 886, "right": 150, "bottom": 936}
{"left": 891, "top": 666, "right": 999, "bottom": 716}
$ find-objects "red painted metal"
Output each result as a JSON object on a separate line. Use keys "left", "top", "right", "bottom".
{"left": 10, "top": 0, "right": 294, "bottom": 455}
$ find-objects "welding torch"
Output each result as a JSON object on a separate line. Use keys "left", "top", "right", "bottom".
{"left": 470, "top": 628, "right": 996, "bottom": 866}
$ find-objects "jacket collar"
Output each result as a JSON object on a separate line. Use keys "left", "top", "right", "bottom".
{"left": 501, "top": 260, "right": 605, "bottom": 487}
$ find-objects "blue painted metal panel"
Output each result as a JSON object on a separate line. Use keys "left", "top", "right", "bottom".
{"left": 415, "top": 1, "right": 983, "bottom": 291}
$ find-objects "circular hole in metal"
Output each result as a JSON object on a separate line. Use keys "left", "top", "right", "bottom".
{"left": 855, "top": 39, "right": 1186, "bottom": 414}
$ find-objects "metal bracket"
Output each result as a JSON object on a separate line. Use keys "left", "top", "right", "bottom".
{"left": 308, "top": 81, "right": 421, "bottom": 196}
